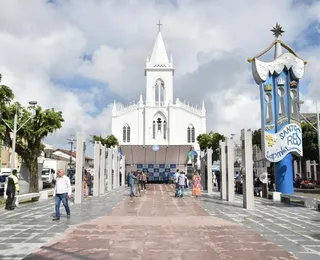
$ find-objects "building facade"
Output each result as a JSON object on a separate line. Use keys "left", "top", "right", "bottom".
{"left": 112, "top": 30, "right": 206, "bottom": 148}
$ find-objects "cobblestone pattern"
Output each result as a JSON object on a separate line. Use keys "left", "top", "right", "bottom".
{"left": 0, "top": 187, "right": 127, "bottom": 260}
{"left": 194, "top": 191, "right": 320, "bottom": 260}
{"left": 24, "top": 185, "right": 296, "bottom": 260}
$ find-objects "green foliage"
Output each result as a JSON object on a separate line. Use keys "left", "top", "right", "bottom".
{"left": 252, "top": 129, "right": 262, "bottom": 150}
{"left": 2, "top": 104, "right": 64, "bottom": 192}
{"left": 0, "top": 74, "right": 14, "bottom": 138}
{"left": 0, "top": 73, "right": 64, "bottom": 192}
{"left": 90, "top": 134, "right": 119, "bottom": 148}
{"left": 301, "top": 121, "right": 318, "bottom": 161}
{"left": 196, "top": 132, "right": 225, "bottom": 161}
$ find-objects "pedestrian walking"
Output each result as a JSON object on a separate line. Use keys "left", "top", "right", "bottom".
{"left": 192, "top": 171, "right": 201, "bottom": 198}
{"left": 135, "top": 172, "right": 142, "bottom": 196}
{"left": 128, "top": 171, "right": 136, "bottom": 197}
{"left": 141, "top": 172, "right": 147, "bottom": 190}
{"left": 177, "top": 172, "right": 187, "bottom": 197}
{"left": 5, "top": 170, "right": 20, "bottom": 210}
{"left": 52, "top": 169, "right": 72, "bottom": 221}
{"left": 84, "top": 170, "right": 92, "bottom": 196}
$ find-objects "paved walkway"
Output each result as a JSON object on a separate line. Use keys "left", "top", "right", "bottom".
{"left": 0, "top": 188, "right": 126, "bottom": 260}
{"left": 196, "top": 191, "right": 320, "bottom": 260}
{"left": 23, "top": 185, "right": 297, "bottom": 260}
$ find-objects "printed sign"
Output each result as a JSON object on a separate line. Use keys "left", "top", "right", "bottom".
{"left": 264, "top": 123, "right": 302, "bottom": 162}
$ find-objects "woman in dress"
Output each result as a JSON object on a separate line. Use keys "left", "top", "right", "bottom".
{"left": 192, "top": 171, "right": 201, "bottom": 198}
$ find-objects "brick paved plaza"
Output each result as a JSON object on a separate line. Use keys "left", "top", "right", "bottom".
{"left": 0, "top": 185, "right": 319, "bottom": 259}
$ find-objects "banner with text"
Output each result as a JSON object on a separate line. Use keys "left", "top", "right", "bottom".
{"left": 264, "top": 123, "right": 302, "bottom": 162}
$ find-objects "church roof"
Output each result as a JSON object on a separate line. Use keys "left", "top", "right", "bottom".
{"left": 149, "top": 31, "right": 169, "bottom": 64}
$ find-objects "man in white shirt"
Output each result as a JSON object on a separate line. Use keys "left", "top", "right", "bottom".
{"left": 178, "top": 172, "right": 187, "bottom": 197}
{"left": 52, "top": 169, "right": 72, "bottom": 221}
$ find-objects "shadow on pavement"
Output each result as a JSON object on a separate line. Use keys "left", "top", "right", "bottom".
{"left": 23, "top": 246, "right": 93, "bottom": 260}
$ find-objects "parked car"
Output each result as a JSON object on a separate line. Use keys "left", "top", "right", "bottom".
{"left": 0, "top": 173, "right": 9, "bottom": 194}
{"left": 300, "top": 179, "right": 316, "bottom": 189}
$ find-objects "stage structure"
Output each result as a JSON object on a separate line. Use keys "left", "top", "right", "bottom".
{"left": 248, "top": 24, "right": 306, "bottom": 194}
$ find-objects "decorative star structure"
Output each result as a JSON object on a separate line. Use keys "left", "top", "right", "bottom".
{"left": 270, "top": 23, "right": 285, "bottom": 38}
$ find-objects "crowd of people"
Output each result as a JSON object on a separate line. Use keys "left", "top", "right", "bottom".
{"left": 126, "top": 169, "right": 202, "bottom": 198}
{"left": 127, "top": 171, "right": 147, "bottom": 197}
{"left": 173, "top": 169, "right": 202, "bottom": 198}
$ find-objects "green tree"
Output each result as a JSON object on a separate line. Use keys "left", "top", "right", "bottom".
{"left": 197, "top": 132, "right": 225, "bottom": 161}
{"left": 252, "top": 129, "right": 262, "bottom": 150}
{"left": 301, "top": 121, "right": 318, "bottom": 161}
{"left": 1, "top": 104, "right": 64, "bottom": 192}
{"left": 90, "top": 134, "right": 119, "bottom": 148}
{"left": 0, "top": 73, "right": 14, "bottom": 138}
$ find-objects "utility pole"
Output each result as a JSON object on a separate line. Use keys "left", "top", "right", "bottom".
{"left": 316, "top": 102, "right": 320, "bottom": 181}
{"left": 67, "top": 135, "right": 76, "bottom": 168}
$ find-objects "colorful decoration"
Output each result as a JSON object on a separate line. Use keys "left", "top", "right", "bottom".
{"left": 188, "top": 150, "right": 198, "bottom": 160}
{"left": 118, "top": 147, "right": 124, "bottom": 159}
{"left": 248, "top": 24, "right": 306, "bottom": 194}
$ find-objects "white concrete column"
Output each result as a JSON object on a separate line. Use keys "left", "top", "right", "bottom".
{"left": 227, "top": 138, "right": 235, "bottom": 202}
{"left": 99, "top": 145, "right": 106, "bottom": 195}
{"left": 207, "top": 148, "right": 213, "bottom": 195}
{"left": 293, "top": 160, "right": 298, "bottom": 176}
{"left": 107, "top": 148, "right": 113, "bottom": 191}
{"left": 113, "top": 148, "right": 118, "bottom": 189}
{"left": 75, "top": 132, "right": 85, "bottom": 204}
{"left": 121, "top": 156, "right": 126, "bottom": 186}
{"left": 306, "top": 160, "right": 311, "bottom": 178}
{"left": 93, "top": 141, "right": 101, "bottom": 196}
{"left": 220, "top": 140, "right": 227, "bottom": 200}
{"left": 116, "top": 153, "right": 120, "bottom": 188}
{"left": 242, "top": 129, "right": 254, "bottom": 210}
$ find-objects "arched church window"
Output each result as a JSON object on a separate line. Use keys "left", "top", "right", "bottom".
{"left": 191, "top": 126, "right": 195, "bottom": 142}
{"left": 152, "top": 121, "right": 156, "bottom": 139}
{"left": 187, "top": 124, "right": 195, "bottom": 143}
{"left": 163, "top": 121, "right": 167, "bottom": 140}
{"left": 155, "top": 79, "right": 165, "bottom": 106}
{"left": 123, "top": 124, "right": 130, "bottom": 143}
{"left": 127, "top": 126, "right": 130, "bottom": 143}
{"left": 123, "top": 126, "right": 126, "bottom": 143}
{"left": 157, "top": 118, "right": 162, "bottom": 131}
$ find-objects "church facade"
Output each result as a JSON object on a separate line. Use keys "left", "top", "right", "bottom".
{"left": 112, "top": 30, "right": 206, "bottom": 148}
{"left": 111, "top": 29, "right": 206, "bottom": 178}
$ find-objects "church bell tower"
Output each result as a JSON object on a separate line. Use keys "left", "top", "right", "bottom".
{"left": 145, "top": 21, "right": 174, "bottom": 106}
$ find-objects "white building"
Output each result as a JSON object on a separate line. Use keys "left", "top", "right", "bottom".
{"left": 111, "top": 28, "right": 206, "bottom": 179}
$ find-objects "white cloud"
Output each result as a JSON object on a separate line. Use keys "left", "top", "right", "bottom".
{"left": 1, "top": 0, "right": 320, "bottom": 154}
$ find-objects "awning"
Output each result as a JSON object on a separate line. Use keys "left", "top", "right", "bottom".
{"left": 120, "top": 145, "right": 192, "bottom": 165}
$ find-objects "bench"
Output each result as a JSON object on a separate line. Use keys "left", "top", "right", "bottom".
{"left": 16, "top": 193, "right": 41, "bottom": 207}
{"left": 267, "top": 191, "right": 282, "bottom": 201}
{"left": 280, "top": 194, "right": 317, "bottom": 208}
{"left": 316, "top": 200, "right": 320, "bottom": 212}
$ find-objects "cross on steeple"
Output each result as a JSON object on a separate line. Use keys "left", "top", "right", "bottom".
{"left": 157, "top": 20, "right": 163, "bottom": 32}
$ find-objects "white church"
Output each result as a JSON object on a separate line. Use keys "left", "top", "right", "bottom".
{"left": 111, "top": 26, "right": 206, "bottom": 180}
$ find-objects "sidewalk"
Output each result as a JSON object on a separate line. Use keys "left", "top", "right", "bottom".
{"left": 24, "top": 185, "right": 297, "bottom": 260}
{"left": 0, "top": 188, "right": 127, "bottom": 260}
{"left": 195, "top": 190, "right": 320, "bottom": 260}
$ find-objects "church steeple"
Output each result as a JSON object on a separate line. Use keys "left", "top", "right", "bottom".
{"left": 145, "top": 21, "right": 174, "bottom": 106}
{"left": 149, "top": 31, "right": 169, "bottom": 65}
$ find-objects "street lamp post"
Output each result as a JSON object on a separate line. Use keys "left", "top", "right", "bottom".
{"left": 1, "top": 101, "right": 37, "bottom": 198}
{"left": 1, "top": 101, "right": 37, "bottom": 172}
{"left": 316, "top": 102, "right": 320, "bottom": 178}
